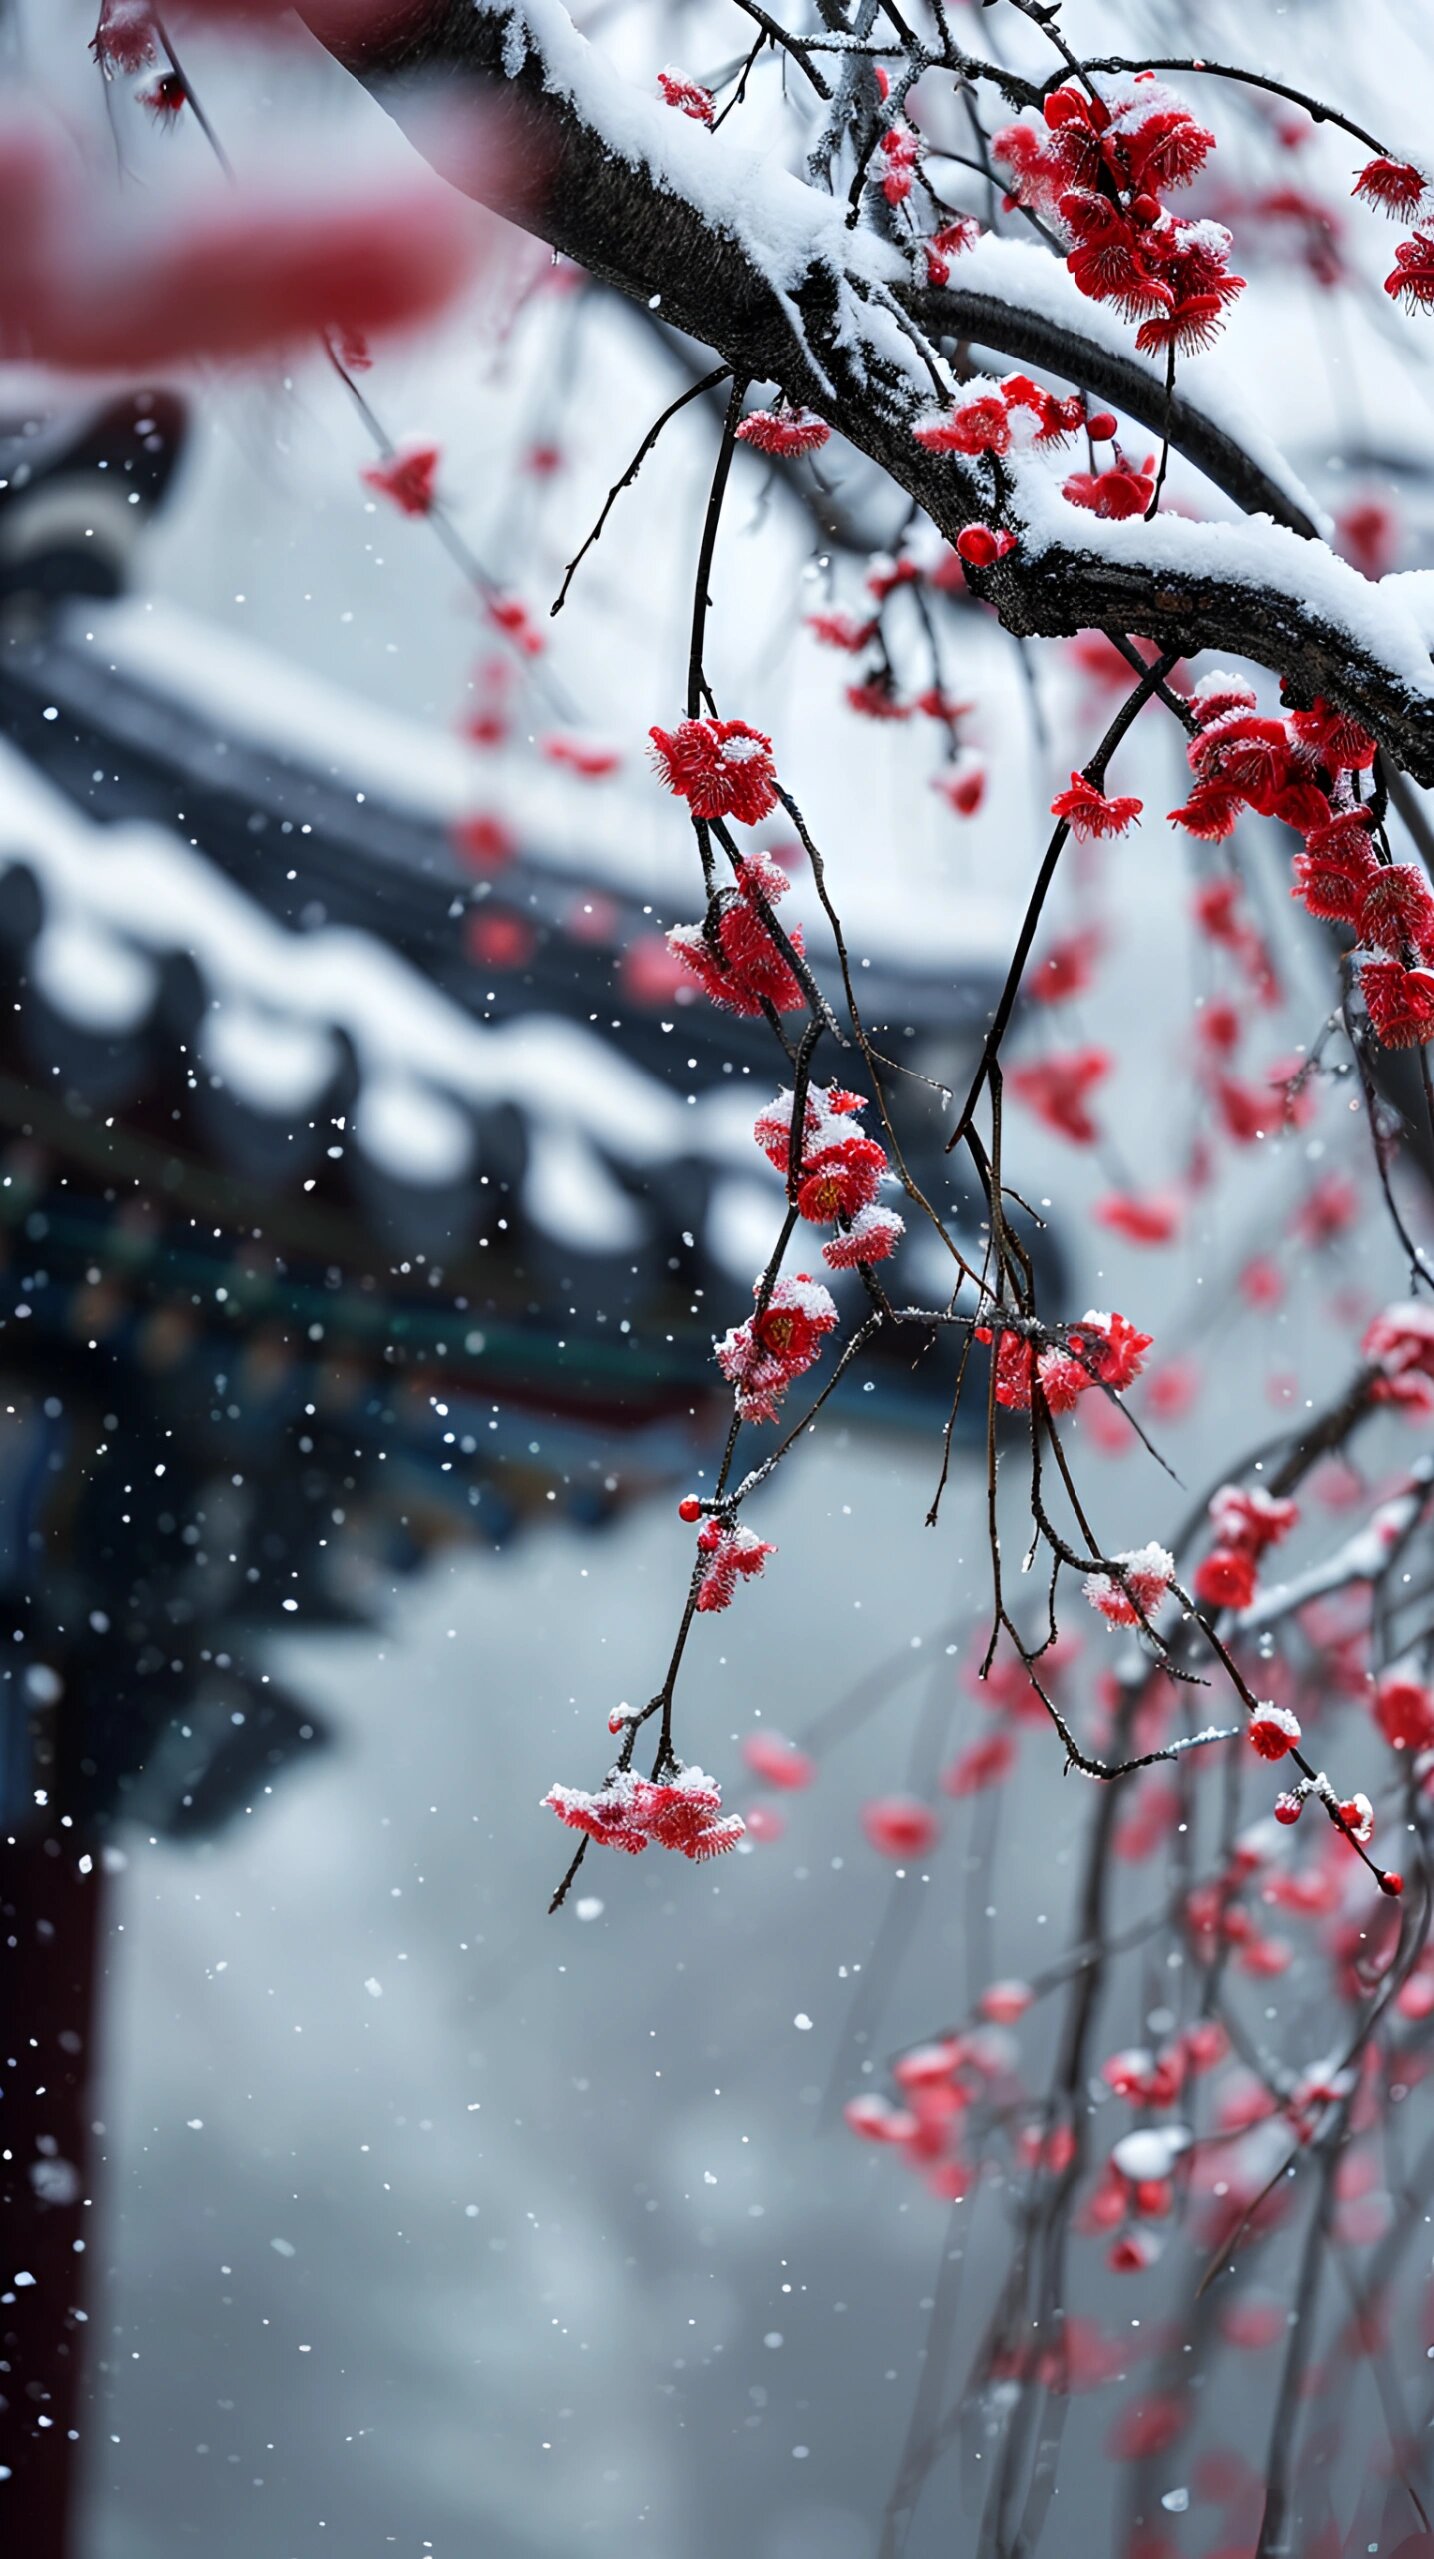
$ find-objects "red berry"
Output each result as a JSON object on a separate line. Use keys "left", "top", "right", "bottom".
{"left": 1380, "top": 1869, "right": 1405, "bottom": 1898}
{"left": 677, "top": 1495, "right": 703, "bottom": 1523}
{"left": 1087, "top": 411, "right": 1118, "bottom": 441}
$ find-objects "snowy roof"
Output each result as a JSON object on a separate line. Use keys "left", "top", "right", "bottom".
{"left": 0, "top": 729, "right": 1000, "bottom": 1307}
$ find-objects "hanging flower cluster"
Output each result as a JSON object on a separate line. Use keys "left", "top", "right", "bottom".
{"left": 993, "top": 76, "right": 1244, "bottom": 354}
{"left": 752, "top": 1083, "right": 905, "bottom": 1269}
{"left": 978, "top": 1307, "right": 1153, "bottom": 1415}
{"left": 716, "top": 1272, "right": 839, "bottom": 1422}
{"left": 1356, "top": 156, "right": 1429, "bottom": 218}
{"left": 667, "top": 849, "right": 807, "bottom": 1017}
{"left": 649, "top": 715, "right": 779, "bottom": 825}
{"left": 1084, "top": 1540, "right": 1176, "bottom": 1626}
{"left": 877, "top": 119, "right": 923, "bottom": 207}
{"left": 695, "top": 1520, "right": 776, "bottom": 1612}
{"left": 1193, "top": 1481, "right": 1299, "bottom": 1612}
{"left": 1167, "top": 675, "right": 1434, "bottom": 1045}
{"left": 736, "top": 406, "right": 831, "bottom": 457}
{"left": 543, "top": 1765, "right": 745, "bottom": 1859}
{"left": 657, "top": 67, "right": 713, "bottom": 124}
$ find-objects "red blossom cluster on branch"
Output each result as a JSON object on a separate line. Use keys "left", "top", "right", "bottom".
{"left": 978, "top": 1308, "right": 1153, "bottom": 1417}
{"left": 666, "top": 846, "right": 807, "bottom": 1016}
{"left": 543, "top": 1766, "right": 745, "bottom": 1859}
{"left": 994, "top": 76, "right": 1244, "bottom": 355}
{"left": 716, "top": 1272, "right": 839, "bottom": 1423}
{"left": 1194, "top": 1481, "right": 1301, "bottom": 1612}
{"left": 752, "top": 1083, "right": 905, "bottom": 1268}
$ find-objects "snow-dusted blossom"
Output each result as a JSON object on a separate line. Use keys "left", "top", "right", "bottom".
{"left": 752, "top": 1083, "right": 903, "bottom": 1269}
{"left": 1073, "top": 1309, "right": 1154, "bottom": 1391}
{"left": 667, "top": 849, "right": 806, "bottom": 1017}
{"left": 1167, "top": 691, "right": 1433, "bottom": 1045}
{"left": 1360, "top": 958, "right": 1434, "bottom": 1048}
{"left": 1248, "top": 1701, "right": 1301, "bottom": 1761}
{"left": 1364, "top": 1298, "right": 1434, "bottom": 1385}
{"left": 1083, "top": 1542, "right": 1176, "bottom": 1626}
{"left": 695, "top": 1520, "right": 776, "bottom": 1612}
{"left": 1192, "top": 1481, "right": 1298, "bottom": 1612}
{"left": 736, "top": 406, "right": 830, "bottom": 457}
{"left": 993, "top": 77, "right": 1242, "bottom": 353}
{"left": 877, "top": 119, "right": 922, "bottom": 207}
{"left": 716, "top": 1272, "right": 838, "bottom": 1422}
{"left": 543, "top": 1765, "right": 744, "bottom": 1859}
{"left": 1102, "top": 2046, "right": 1179, "bottom": 2106}
{"left": 1208, "top": 1483, "right": 1300, "bottom": 1556}
{"left": 1336, "top": 1791, "right": 1375, "bottom": 1848}
{"left": 914, "top": 386, "right": 1013, "bottom": 458}
{"left": 649, "top": 716, "right": 778, "bottom": 825}
{"left": 822, "top": 1202, "right": 905, "bottom": 1269}
{"left": 1355, "top": 862, "right": 1434, "bottom": 954}
{"left": 979, "top": 1307, "right": 1151, "bottom": 1415}
{"left": 656, "top": 67, "right": 713, "bottom": 123}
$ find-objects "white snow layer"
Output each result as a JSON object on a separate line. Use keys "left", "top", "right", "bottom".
{"left": 0, "top": 733, "right": 821, "bottom": 1234}
{"left": 1010, "top": 461, "right": 1434, "bottom": 703}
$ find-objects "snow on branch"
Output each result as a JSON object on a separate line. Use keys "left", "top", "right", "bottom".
{"left": 308, "top": 0, "right": 1434, "bottom": 776}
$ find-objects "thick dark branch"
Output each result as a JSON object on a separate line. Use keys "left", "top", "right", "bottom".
{"left": 300, "top": 0, "right": 1434, "bottom": 778}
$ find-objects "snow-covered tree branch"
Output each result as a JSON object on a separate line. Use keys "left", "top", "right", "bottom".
{"left": 307, "top": 0, "right": 1434, "bottom": 776}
